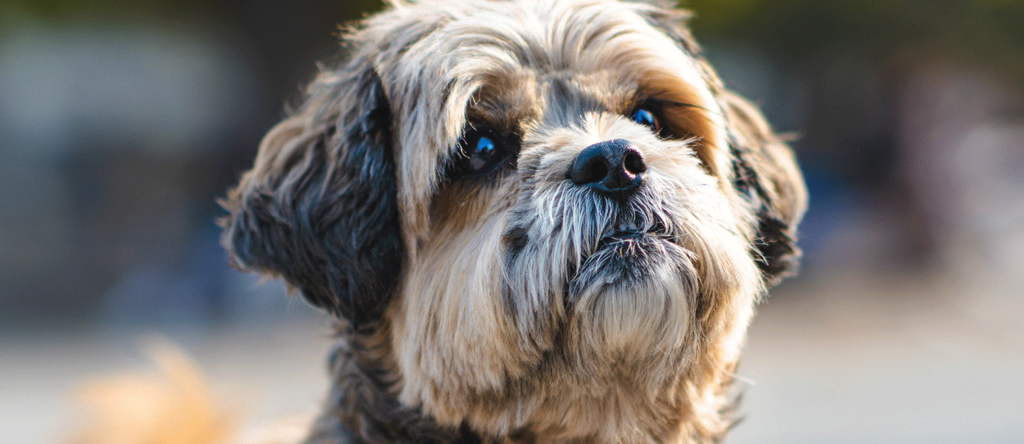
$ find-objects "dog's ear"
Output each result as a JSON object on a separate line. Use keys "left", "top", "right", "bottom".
{"left": 723, "top": 91, "right": 808, "bottom": 286}
{"left": 220, "top": 61, "right": 402, "bottom": 330}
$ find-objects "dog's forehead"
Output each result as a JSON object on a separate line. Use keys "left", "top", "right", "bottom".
{"left": 468, "top": 70, "right": 638, "bottom": 135}
{"left": 537, "top": 71, "right": 639, "bottom": 128}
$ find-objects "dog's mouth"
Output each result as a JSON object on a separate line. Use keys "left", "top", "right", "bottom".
{"left": 598, "top": 220, "right": 668, "bottom": 246}
{"left": 565, "top": 217, "right": 677, "bottom": 299}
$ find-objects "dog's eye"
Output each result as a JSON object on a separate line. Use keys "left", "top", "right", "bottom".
{"left": 632, "top": 108, "right": 661, "bottom": 134}
{"left": 454, "top": 128, "right": 512, "bottom": 176}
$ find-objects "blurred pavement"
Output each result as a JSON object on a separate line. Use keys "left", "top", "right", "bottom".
{"left": 731, "top": 273, "right": 1024, "bottom": 444}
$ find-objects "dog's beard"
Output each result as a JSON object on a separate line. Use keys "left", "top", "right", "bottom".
{"left": 568, "top": 232, "right": 696, "bottom": 361}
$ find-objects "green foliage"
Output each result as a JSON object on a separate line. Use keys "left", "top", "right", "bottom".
{"left": 684, "top": 0, "right": 1024, "bottom": 64}
{"left": 679, "top": 0, "right": 1024, "bottom": 81}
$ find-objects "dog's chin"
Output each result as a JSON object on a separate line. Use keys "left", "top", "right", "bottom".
{"left": 566, "top": 232, "right": 697, "bottom": 363}
{"left": 575, "top": 228, "right": 675, "bottom": 288}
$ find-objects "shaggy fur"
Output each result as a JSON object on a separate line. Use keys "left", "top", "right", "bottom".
{"left": 222, "top": 1, "right": 807, "bottom": 443}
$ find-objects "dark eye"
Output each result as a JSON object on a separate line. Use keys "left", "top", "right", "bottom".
{"left": 454, "top": 128, "right": 512, "bottom": 176}
{"left": 632, "top": 108, "right": 661, "bottom": 134}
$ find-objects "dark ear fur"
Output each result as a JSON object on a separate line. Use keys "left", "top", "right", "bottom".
{"left": 724, "top": 92, "right": 808, "bottom": 285}
{"left": 220, "top": 61, "right": 402, "bottom": 329}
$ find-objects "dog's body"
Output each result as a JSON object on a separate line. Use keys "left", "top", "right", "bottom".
{"left": 220, "top": 1, "right": 807, "bottom": 443}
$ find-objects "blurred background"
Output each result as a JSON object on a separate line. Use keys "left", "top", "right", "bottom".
{"left": 1, "top": 0, "right": 1021, "bottom": 443}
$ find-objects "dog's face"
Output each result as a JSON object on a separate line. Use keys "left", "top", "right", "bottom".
{"left": 223, "top": 1, "right": 806, "bottom": 443}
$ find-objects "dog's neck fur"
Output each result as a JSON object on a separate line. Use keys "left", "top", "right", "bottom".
{"left": 306, "top": 326, "right": 483, "bottom": 444}
{"left": 305, "top": 323, "right": 734, "bottom": 444}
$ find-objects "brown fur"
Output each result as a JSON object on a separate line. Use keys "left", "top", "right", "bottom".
{"left": 219, "top": 1, "right": 808, "bottom": 443}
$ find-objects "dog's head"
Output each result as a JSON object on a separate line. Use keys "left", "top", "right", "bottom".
{"left": 222, "top": 0, "right": 806, "bottom": 442}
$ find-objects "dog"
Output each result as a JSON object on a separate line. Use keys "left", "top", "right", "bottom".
{"left": 218, "top": 0, "right": 808, "bottom": 443}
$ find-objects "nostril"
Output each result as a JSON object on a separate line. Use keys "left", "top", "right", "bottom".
{"left": 570, "top": 145, "right": 612, "bottom": 185}
{"left": 623, "top": 150, "right": 646, "bottom": 175}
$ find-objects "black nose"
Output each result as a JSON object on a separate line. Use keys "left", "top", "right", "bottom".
{"left": 569, "top": 139, "right": 647, "bottom": 197}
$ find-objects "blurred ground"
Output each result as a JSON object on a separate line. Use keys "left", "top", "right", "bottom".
{"left": 4, "top": 270, "right": 1022, "bottom": 444}
{"left": 732, "top": 274, "right": 1024, "bottom": 444}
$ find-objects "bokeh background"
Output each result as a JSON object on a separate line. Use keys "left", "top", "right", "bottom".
{"left": 2, "top": 0, "right": 1022, "bottom": 443}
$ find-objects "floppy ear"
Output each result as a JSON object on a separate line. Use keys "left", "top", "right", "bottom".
{"left": 220, "top": 61, "right": 402, "bottom": 330}
{"left": 723, "top": 91, "right": 808, "bottom": 286}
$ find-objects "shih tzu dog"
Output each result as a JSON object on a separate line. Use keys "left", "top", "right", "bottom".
{"left": 221, "top": 0, "right": 808, "bottom": 443}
